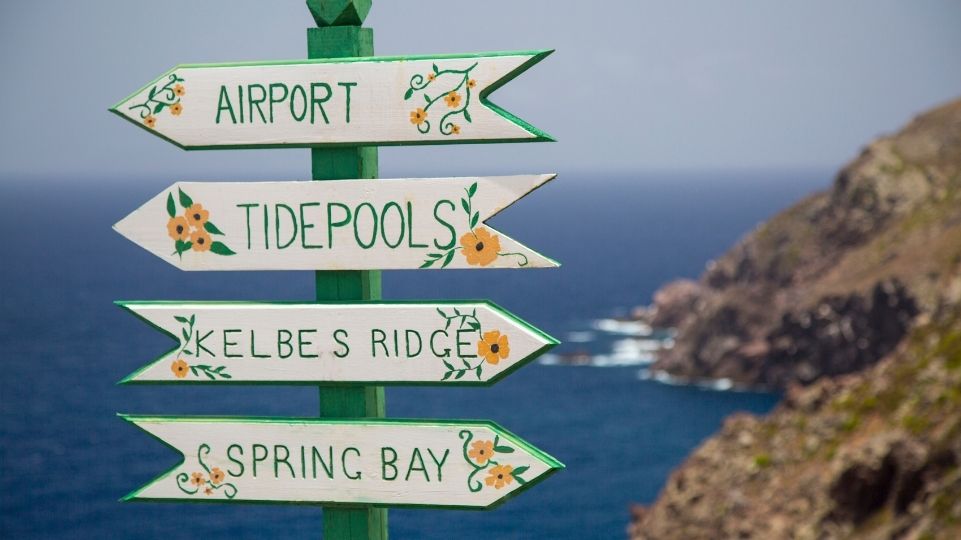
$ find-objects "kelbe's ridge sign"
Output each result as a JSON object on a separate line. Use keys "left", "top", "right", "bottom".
{"left": 119, "top": 301, "right": 556, "bottom": 384}
{"left": 122, "top": 416, "right": 562, "bottom": 509}
{"left": 114, "top": 175, "right": 557, "bottom": 271}
{"left": 110, "top": 51, "right": 552, "bottom": 149}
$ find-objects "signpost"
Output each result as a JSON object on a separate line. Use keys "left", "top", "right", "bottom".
{"left": 113, "top": 1, "right": 562, "bottom": 537}
{"left": 121, "top": 416, "right": 562, "bottom": 508}
{"left": 113, "top": 175, "right": 558, "bottom": 271}
{"left": 109, "top": 51, "right": 552, "bottom": 149}
{"left": 119, "top": 301, "right": 556, "bottom": 384}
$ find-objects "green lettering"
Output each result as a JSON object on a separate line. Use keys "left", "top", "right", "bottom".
{"left": 334, "top": 329, "right": 350, "bottom": 358}
{"left": 381, "top": 447, "right": 398, "bottom": 481}
{"left": 300, "top": 202, "right": 323, "bottom": 249}
{"left": 433, "top": 200, "right": 456, "bottom": 249}
{"left": 215, "top": 85, "right": 236, "bottom": 124}
{"left": 310, "top": 82, "right": 332, "bottom": 124}
{"left": 298, "top": 329, "right": 319, "bottom": 358}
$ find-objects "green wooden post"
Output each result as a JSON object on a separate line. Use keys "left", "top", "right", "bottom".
{"left": 307, "top": 1, "right": 387, "bottom": 538}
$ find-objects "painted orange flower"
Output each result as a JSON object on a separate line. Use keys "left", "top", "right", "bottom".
{"left": 444, "top": 91, "right": 462, "bottom": 108}
{"left": 170, "top": 103, "right": 183, "bottom": 116}
{"left": 467, "top": 79, "right": 477, "bottom": 89}
{"left": 171, "top": 358, "right": 189, "bottom": 378}
{"left": 451, "top": 124, "right": 461, "bottom": 135}
{"left": 468, "top": 440, "right": 494, "bottom": 465}
{"left": 144, "top": 115, "right": 157, "bottom": 129}
{"left": 209, "top": 467, "right": 225, "bottom": 485}
{"left": 460, "top": 227, "right": 500, "bottom": 266}
{"left": 190, "top": 229, "right": 212, "bottom": 252}
{"left": 409, "top": 108, "right": 427, "bottom": 125}
{"left": 167, "top": 216, "right": 190, "bottom": 241}
{"left": 174, "top": 84, "right": 186, "bottom": 97}
{"left": 190, "top": 472, "right": 205, "bottom": 486}
{"left": 485, "top": 464, "right": 514, "bottom": 489}
{"left": 204, "top": 487, "right": 213, "bottom": 495}
{"left": 185, "top": 203, "right": 209, "bottom": 227}
{"left": 478, "top": 331, "right": 510, "bottom": 365}
{"left": 427, "top": 73, "right": 436, "bottom": 82}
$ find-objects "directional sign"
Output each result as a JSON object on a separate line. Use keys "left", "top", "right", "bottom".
{"left": 113, "top": 175, "right": 557, "bottom": 271}
{"left": 119, "top": 301, "right": 556, "bottom": 385}
{"left": 110, "top": 51, "right": 552, "bottom": 148}
{"left": 121, "top": 416, "right": 563, "bottom": 508}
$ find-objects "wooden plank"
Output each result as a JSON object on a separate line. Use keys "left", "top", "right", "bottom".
{"left": 117, "top": 301, "right": 557, "bottom": 385}
{"left": 112, "top": 175, "right": 559, "bottom": 271}
{"left": 108, "top": 51, "right": 553, "bottom": 149}
{"left": 120, "top": 416, "right": 564, "bottom": 509}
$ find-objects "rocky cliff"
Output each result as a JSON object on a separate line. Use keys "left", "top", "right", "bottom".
{"left": 629, "top": 308, "right": 961, "bottom": 539}
{"left": 644, "top": 98, "right": 961, "bottom": 390}
{"left": 629, "top": 99, "right": 961, "bottom": 538}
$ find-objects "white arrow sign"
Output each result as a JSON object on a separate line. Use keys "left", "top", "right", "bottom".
{"left": 118, "top": 301, "right": 556, "bottom": 385}
{"left": 110, "top": 51, "right": 552, "bottom": 148}
{"left": 121, "top": 416, "right": 563, "bottom": 509}
{"left": 113, "top": 175, "right": 557, "bottom": 271}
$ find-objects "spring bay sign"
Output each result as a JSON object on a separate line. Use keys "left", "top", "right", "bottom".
{"left": 110, "top": 51, "right": 552, "bottom": 149}
{"left": 122, "top": 416, "right": 562, "bottom": 508}
{"left": 114, "top": 175, "right": 557, "bottom": 270}
{"left": 119, "top": 301, "right": 556, "bottom": 384}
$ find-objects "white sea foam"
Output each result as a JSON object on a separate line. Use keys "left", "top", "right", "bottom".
{"left": 592, "top": 318, "right": 653, "bottom": 336}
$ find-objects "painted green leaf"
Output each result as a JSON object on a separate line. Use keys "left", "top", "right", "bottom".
{"left": 442, "top": 250, "right": 455, "bottom": 268}
{"left": 419, "top": 259, "right": 434, "bottom": 269}
{"left": 183, "top": 350, "right": 192, "bottom": 356}
{"left": 153, "top": 103, "right": 166, "bottom": 114}
{"left": 464, "top": 109, "right": 472, "bottom": 123}
{"left": 461, "top": 358, "right": 471, "bottom": 369}
{"left": 210, "top": 242, "right": 236, "bottom": 256}
{"left": 424, "top": 94, "right": 431, "bottom": 104}
{"left": 404, "top": 88, "right": 414, "bottom": 100}
{"left": 475, "top": 365, "right": 482, "bottom": 378}
{"left": 441, "top": 371, "right": 452, "bottom": 381}
{"left": 468, "top": 182, "right": 478, "bottom": 197}
{"left": 454, "top": 370, "right": 465, "bottom": 380}
{"left": 220, "top": 373, "right": 232, "bottom": 379}
{"left": 178, "top": 188, "right": 193, "bottom": 208}
{"left": 432, "top": 63, "right": 439, "bottom": 74}
{"left": 204, "top": 221, "right": 225, "bottom": 235}
{"left": 443, "top": 360, "right": 455, "bottom": 371}
{"left": 148, "top": 85, "right": 157, "bottom": 98}
{"left": 470, "top": 212, "right": 479, "bottom": 229}
{"left": 461, "top": 198, "right": 470, "bottom": 214}
{"left": 512, "top": 465, "right": 529, "bottom": 475}
{"left": 469, "top": 321, "right": 480, "bottom": 331}
{"left": 494, "top": 445, "right": 515, "bottom": 453}
{"left": 436, "top": 308, "right": 447, "bottom": 318}
{"left": 166, "top": 193, "right": 176, "bottom": 218}
{"left": 514, "top": 476, "right": 527, "bottom": 486}
{"left": 189, "top": 314, "right": 195, "bottom": 326}
{"left": 182, "top": 329, "right": 190, "bottom": 342}
{"left": 174, "top": 316, "right": 188, "bottom": 323}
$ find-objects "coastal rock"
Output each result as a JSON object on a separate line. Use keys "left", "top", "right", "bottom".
{"left": 629, "top": 97, "right": 961, "bottom": 539}
{"left": 644, "top": 98, "right": 961, "bottom": 390}
{"left": 629, "top": 308, "right": 961, "bottom": 539}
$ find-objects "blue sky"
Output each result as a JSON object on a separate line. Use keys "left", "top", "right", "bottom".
{"left": 1, "top": 1, "right": 959, "bottom": 181}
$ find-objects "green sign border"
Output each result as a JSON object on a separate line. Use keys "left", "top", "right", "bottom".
{"left": 120, "top": 414, "right": 565, "bottom": 510}
{"left": 109, "top": 50, "right": 555, "bottom": 150}
{"left": 116, "top": 300, "right": 558, "bottom": 386}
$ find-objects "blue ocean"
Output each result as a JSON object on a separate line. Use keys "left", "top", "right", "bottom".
{"left": 0, "top": 172, "right": 824, "bottom": 539}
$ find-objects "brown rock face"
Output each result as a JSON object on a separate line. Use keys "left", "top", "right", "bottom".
{"left": 647, "top": 98, "right": 961, "bottom": 390}
{"left": 629, "top": 98, "right": 961, "bottom": 539}
{"left": 629, "top": 310, "right": 961, "bottom": 539}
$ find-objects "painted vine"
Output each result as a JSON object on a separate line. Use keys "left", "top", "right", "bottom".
{"left": 169, "top": 314, "right": 231, "bottom": 380}
{"left": 460, "top": 430, "right": 529, "bottom": 492}
{"left": 435, "top": 308, "right": 510, "bottom": 381}
{"left": 404, "top": 62, "right": 478, "bottom": 136}
{"left": 128, "top": 73, "right": 186, "bottom": 129}
{"left": 175, "top": 443, "right": 238, "bottom": 498}
{"left": 166, "top": 188, "right": 235, "bottom": 258}
{"left": 420, "top": 182, "right": 529, "bottom": 269}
